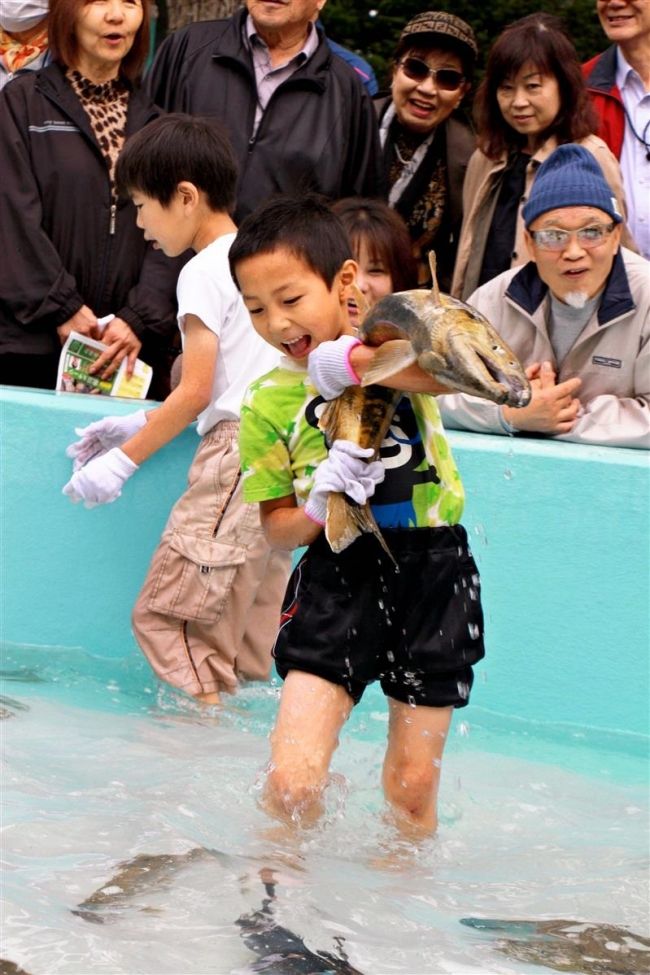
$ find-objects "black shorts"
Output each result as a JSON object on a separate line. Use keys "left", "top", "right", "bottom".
{"left": 273, "top": 525, "right": 485, "bottom": 708}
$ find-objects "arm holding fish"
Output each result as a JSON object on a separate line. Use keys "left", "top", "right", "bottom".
{"left": 259, "top": 495, "right": 323, "bottom": 550}
{"left": 308, "top": 335, "right": 452, "bottom": 400}
{"left": 259, "top": 442, "right": 385, "bottom": 550}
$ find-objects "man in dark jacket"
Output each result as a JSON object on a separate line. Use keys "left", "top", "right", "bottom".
{"left": 582, "top": 0, "right": 650, "bottom": 258}
{"left": 146, "top": 1, "right": 382, "bottom": 221}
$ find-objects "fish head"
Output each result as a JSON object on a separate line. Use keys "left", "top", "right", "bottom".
{"left": 360, "top": 290, "right": 531, "bottom": 407}
{"left": 431, "top": 298, "right": 531, "bottom": 406}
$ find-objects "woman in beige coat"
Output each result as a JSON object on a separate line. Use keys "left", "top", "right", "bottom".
{"left": 451, "top": 13, "right": 633, "bottom": 300}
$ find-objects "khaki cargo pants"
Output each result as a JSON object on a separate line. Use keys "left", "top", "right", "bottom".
{"left": 132, "top": 421, "right": 291, "bottom": 697}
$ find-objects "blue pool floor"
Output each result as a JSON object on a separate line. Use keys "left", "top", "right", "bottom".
{"left": 2, "top": 643, "right": 649, "bottom": 975}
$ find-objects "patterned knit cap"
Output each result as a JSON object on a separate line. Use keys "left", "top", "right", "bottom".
{"left": 397, "top": 11, "right": 478, "bottom": 63}
{"left": 522, "top": 144, "right": 623, "bottom": 227}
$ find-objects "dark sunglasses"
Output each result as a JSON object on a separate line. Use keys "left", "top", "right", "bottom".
{"left": 398, "top": 57, "right": 465, "bottom": 91}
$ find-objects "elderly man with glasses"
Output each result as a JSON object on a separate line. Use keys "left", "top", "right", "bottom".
{"left": 439, "top": 144, "right": 649, "bottom": 448}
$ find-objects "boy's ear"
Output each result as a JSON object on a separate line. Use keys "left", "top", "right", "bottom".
{"left": 338, "top": 259, "right": 358, "bottom": 294}
{"left": 177, "top": 181, "right": 200, "bottom": 210}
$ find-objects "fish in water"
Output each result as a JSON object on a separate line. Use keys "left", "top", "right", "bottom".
{"left": 236, "top": 872, "right": 363, "bottom": 974}
{"left": 73, "top": 850, "right": 363, "bottom": 973}
{"left": 319, "top": 251, "right": 531, "bottom": 555}
{"left": 0, "top": 961, "right": 32, "bottom": 975}
{"left": 0, "top": 695, "right": 29, "bottom": 720}
{"left": 460, "top": 917, "right": 650, "bottom": 975}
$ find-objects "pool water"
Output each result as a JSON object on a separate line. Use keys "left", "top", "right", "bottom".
{"left": 2, "top": 643, "right": 649, "bottom": 975}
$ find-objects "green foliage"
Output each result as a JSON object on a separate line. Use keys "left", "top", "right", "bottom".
{"left": 321, "top": 0, "right": 607, "bottom": 90}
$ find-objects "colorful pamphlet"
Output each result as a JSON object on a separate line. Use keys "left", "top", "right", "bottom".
{"left": 56, "top": 332, "right": 152, "bottom": 400}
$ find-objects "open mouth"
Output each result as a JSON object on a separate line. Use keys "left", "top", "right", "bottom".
{"left": 282, "top": 335, "right": 311, "bottom": 358}
{"left": 409, "top": 99, "right": 436, "bottom": 114}
{"left": 476, "top": 352, "right": 531, "bottom": 406}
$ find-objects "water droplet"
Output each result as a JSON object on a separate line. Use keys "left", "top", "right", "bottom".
{"left": 503, "top": 468, "right": 514, "bottom": 480}
{"left": 458, "top": 721, "right": 470, "bottom": 737}
{"left": 407, "top": 695, "right": 416, "bottom": 708}
{"left": 468, "top": 622, "right": 480, "bottom": 639}
{"left": 457, "top": 681, "right": 469, "bottom": 699}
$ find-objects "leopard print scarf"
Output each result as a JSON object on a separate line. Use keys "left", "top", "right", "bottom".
{"left": 67, "top": 69, "right": 129, "bottom": 204}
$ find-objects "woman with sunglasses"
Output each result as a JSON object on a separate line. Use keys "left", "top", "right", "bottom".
{"left": 451, "top": 13, "right": 632, "bottom": 301}
{"left": 377, "top": 11, "right": 478, "bottom": 290}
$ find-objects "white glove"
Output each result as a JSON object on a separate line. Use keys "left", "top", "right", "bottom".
{"left": 66, "top": 410, "right": 147, "bottom": 470}
{"left": 62, "top": 447, "right": 138, "bottom": 508}
{"left": 304, "top": 439, "right": 385, "bottom": 525}
{"left": 307, "top": 335, "right": 362, "bottom": 400}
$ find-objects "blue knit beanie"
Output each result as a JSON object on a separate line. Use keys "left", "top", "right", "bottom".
{"left": 522, "top": 144, "right": 623, "bottom": 228}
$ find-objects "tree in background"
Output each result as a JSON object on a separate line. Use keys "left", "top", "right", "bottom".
{"left": 160, "top": 0, "right": 240, "bottom": 36}
{"left": 157, "top": 0, "right": 605, "bottom": 79}
{"left": 320, "top": 0, "right": 607, "bottom": 89}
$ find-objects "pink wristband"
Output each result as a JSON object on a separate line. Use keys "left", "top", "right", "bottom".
{"left": 344, "top": 338, "right": 363, "bottom": 385}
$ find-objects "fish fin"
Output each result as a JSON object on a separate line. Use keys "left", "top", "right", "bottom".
{"left": 317, "top": 396, "right": 346, "bottom": 448}
{"left": 326, "top": 494, "right": 397, "bottom": 567}
{"left": 428, "top": 251, "right": 441, "bottom": 305}
{"left": 360, "top": 340, "right": 417, "bottom": 387}
{"left": 349, "top": 284, "right": 370, "bottom": 321}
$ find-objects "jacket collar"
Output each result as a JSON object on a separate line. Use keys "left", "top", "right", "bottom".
{"left": 585, "top": 44, "right": 618, "bottom": 92}
{"left": 506, "top": 249, "right": 635, "bottom": 326}
{"left": 212, "top": 7, "right": 329, "bottom": 91}
{"left": 34, "top": 61, "right": 155, "bottom": 138}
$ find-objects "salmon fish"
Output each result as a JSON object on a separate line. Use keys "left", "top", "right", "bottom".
{"left": 319, "top": 252, "right": 531, "bottom": 556}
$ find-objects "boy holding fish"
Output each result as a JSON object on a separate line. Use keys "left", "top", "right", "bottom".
{"left": 229, "top": 196, "right": 508, "bottom": 835}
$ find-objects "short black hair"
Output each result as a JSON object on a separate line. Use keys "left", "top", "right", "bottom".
{"left": 229, "top": 195, "right": 352, "bottom": 289}
{"left": 116, "top": 113, "right": 238, "bottom": 212}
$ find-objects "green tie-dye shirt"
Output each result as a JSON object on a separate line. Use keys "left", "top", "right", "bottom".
{"left": 240, "top": 360, "right": 465, "bottom": 529}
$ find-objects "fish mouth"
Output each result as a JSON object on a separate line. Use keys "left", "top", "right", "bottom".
{"left": 475, "top": 351, "right": 531, "bottom": 406}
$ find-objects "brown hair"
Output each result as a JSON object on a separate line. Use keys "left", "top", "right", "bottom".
{"left": 474, "top": 13, "right": 598, "bottom": 160}
{"left": 332, "top": 198, "right": 418, "bottom": 293}
{"left": 49, "top": 0, "right": 150, "bottom": 83}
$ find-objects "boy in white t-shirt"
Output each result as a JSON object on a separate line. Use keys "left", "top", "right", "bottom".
{"left": 63, "top": 114, "right": 290, "bottom": 704}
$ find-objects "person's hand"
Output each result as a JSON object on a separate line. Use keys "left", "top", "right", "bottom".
{"left": 304, "top": 439, "right": 385, "bottom": 525}
{"left": 307, "top": 335, "right": 362, "bottom": 400}
{"left": 62, "top": 447, "right": 138, "bottom": 508}
{"left": 66, "top": 410, "right": 147, "bottom": 470}
{"left": 90, "top": 317, "right": 142, "bottom": 379}
{"left": 502, "top": 361, "right": 582, "bottom": 434}
{"left": 56, "top": 305, "right": 99, "bottom": 343}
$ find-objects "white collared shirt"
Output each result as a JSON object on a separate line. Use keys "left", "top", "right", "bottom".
{"left": 616, "top": 48, "right": 650, "bottom": 259}
{"left": 244, "top": 15, "right": 319, "bottom": 136}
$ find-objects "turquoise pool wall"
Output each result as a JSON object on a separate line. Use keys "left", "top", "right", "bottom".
{"left": 2, "top": 387, "right": 648, "bottom": 735}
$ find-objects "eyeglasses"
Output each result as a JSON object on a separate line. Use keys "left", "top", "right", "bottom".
{"left": 398, "top": 57, "right": 465, "bottom": 91}
{"left": 529, "top": 222, "right": 617, "bottom": 251}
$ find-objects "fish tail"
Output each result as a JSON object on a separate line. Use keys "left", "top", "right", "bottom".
{"left": 326, "top": 494, "right": 397, "bottom": 567}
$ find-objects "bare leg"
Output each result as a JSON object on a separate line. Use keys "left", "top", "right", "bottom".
{"left": 264, "top": 671, "right": 353, "bottom": 827}
{"left": 382, "top": 699, "right": 453, "bottom": 836}
{"left": 196, "top": 690, "right": 221, "bottom": 705}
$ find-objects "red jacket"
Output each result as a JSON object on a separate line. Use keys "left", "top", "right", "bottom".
{"left": 582, "top": 46, "right": 625, "bottom": 159}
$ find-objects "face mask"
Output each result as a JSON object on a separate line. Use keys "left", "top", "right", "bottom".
{"left": 0, "top": 0, "right": 49, "bottom": 33}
